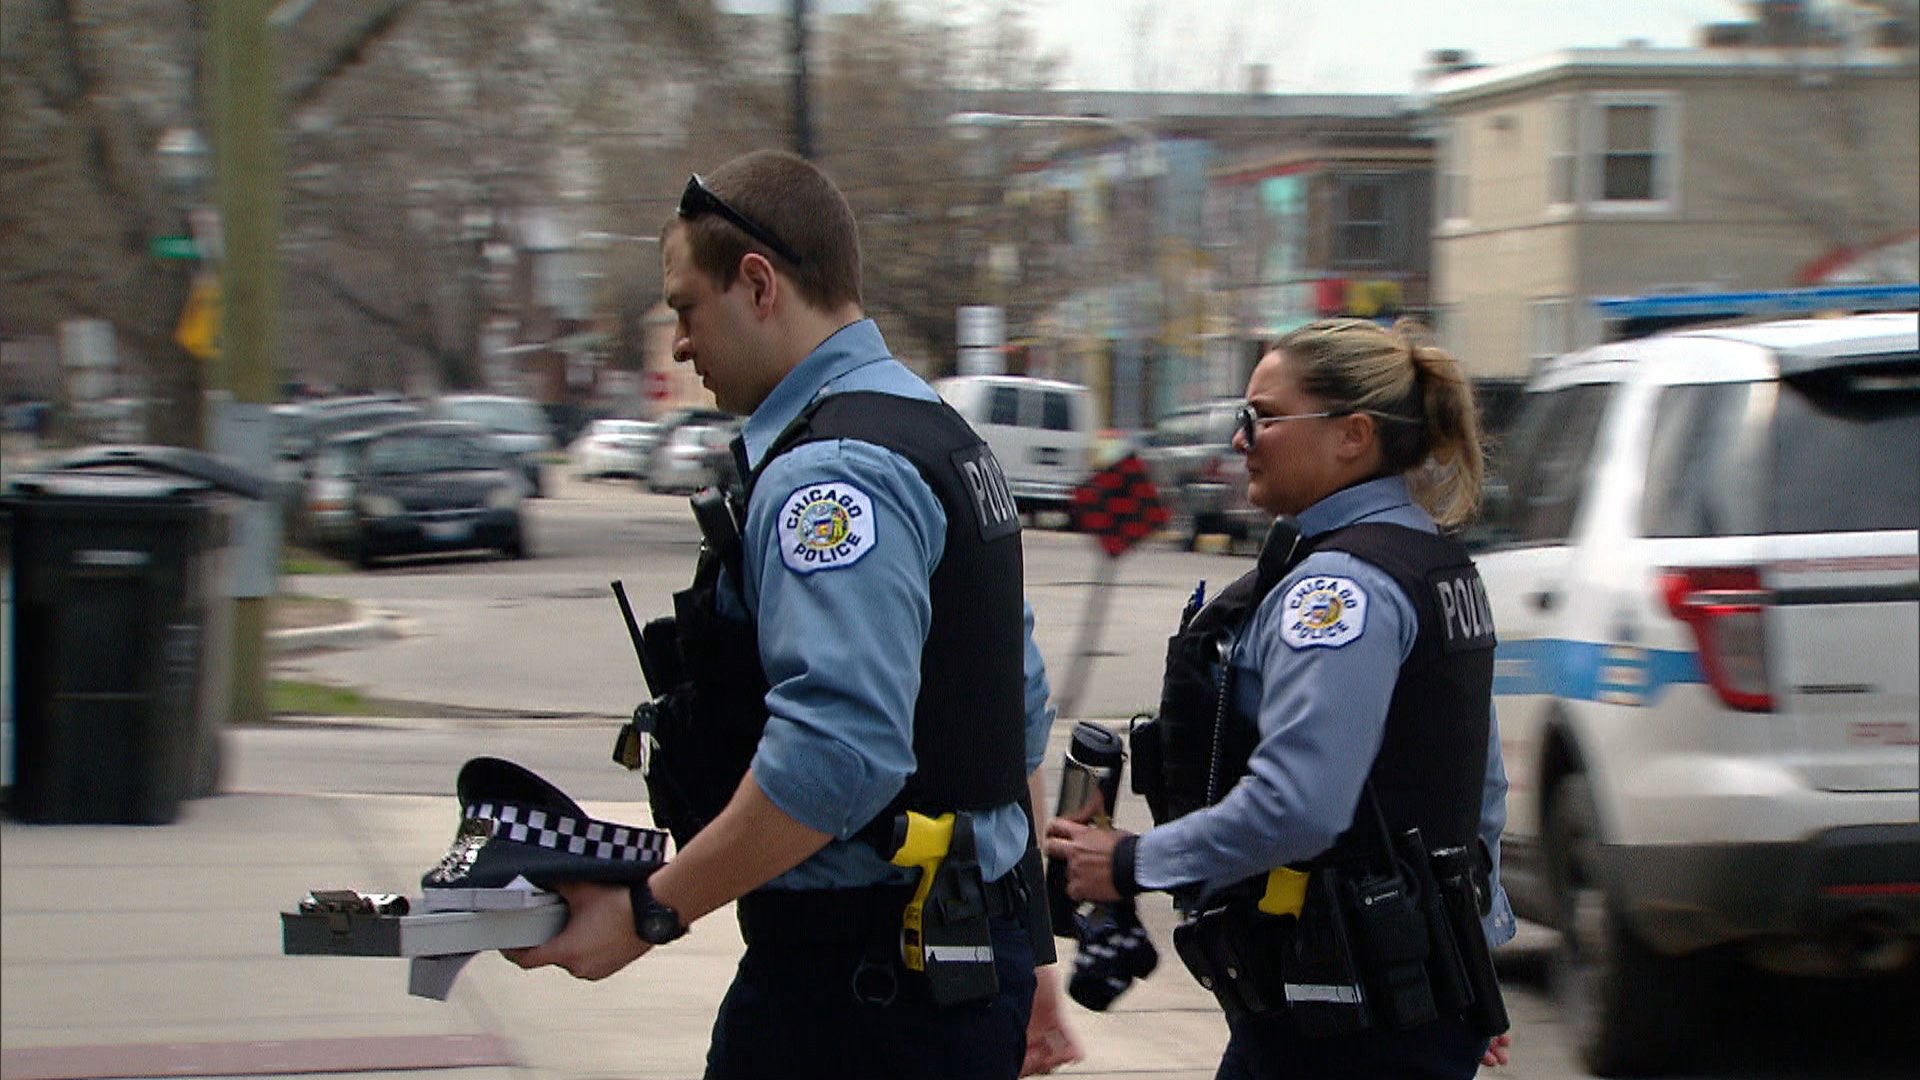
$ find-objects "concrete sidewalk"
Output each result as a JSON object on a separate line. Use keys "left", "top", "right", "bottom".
{"left": 1, "top": 775, "right": 1224, "bottom": 1080}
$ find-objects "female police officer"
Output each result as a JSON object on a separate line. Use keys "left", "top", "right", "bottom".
{"left": 1046, "top": 318, "right": 1514, "bottom": 1078}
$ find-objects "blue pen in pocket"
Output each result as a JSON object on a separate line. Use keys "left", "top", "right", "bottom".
{"left": 1179, "top": 579, "right": 1206, "bottom": 632}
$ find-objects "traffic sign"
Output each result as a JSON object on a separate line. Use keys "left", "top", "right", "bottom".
{"left": 150, "top": 236, "right": 199, "bottom": 260}
{"left": 1069, "top": 453, "right": 1169, "bottom": 558}
{"left": 175, "top": 273, "right": 221, "bottom": 360}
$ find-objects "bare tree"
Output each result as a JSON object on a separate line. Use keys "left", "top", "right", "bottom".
{"left": 3, "top": 0, "right": 1068, "bottom": 413}
{"left": 1, "top": 0, "right": 207, "bottom": 443}
{"left": 810, "top": 0, "right": 1064, "bottom": 370}
{"left": 1696, "top": 3, "right": 1919, "bottom": 265}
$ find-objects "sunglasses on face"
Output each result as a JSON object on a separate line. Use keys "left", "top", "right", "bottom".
{"left": 1235, "top": 403, "right": 1351, "bottom": 447}
{"left": 677, "top": 174, "right": 804, "bottom": 267}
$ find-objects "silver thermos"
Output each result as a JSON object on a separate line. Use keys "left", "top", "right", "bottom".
{"left": 1048, "top": 721, "right": 1126, "bottom": 935}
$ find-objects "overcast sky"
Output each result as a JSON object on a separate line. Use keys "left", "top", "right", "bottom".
{"left": 719, "top": 1, "right": 1757, "bottom": 94}
{"left": 1012, "top": 0, "right": 1750, "bottom": 93}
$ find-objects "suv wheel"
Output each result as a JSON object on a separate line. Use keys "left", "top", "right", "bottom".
{"left": 1548, "top": 773, "right": 1699, "bottom": 1076}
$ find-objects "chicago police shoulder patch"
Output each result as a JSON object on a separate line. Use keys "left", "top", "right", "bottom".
{"left": 777, "top": 481, "right": 877, "bottom": 574}
{"left": 1278, "top": 575, "right": 1368, "bottom": 649}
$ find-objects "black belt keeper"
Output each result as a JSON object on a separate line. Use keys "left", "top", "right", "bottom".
{"left": 736, "top": 878, "right": 1026, "bottom": 949}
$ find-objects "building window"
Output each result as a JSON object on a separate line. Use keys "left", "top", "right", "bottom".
{"left": 1439, "top": 121, "right": 1469, "bottom": 223}
{"left": 1602, "top": 105, "right": 1658, "bottom": 199}
{"left": 1587, "top": 93, "right": 1678, "bottom": 210}
{"left": 1529, "top": 297, "right": 1572, "bottom": 368}
{"left": 1334, "top": 176, "right": 1393, "bottom": 266}
{"left": 1547, "top": 96, "right": 1578, "bottom": 208}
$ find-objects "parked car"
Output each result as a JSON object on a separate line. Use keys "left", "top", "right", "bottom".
{"left": 932, "top": 375, "right": 1092, "bottom": 519}
{"left": 570, "top": 419, "right": 660, "bottom": 480}
{"left": 305, "top": 419, "right": 530, "bottom": 567}
{"left": 1138, "top": 399, "right": 1268, "bottom": 549}
{"left": 646, "top": 419, "right": 739, "bottom": 495}
{"left": 1473, "top": 311, "right": 1920, "bottom": 1076}
{"left": 432, "top": 394, "right": 555, "bottom": 497}
{"left": 642, "top": 404, "right": 732, "bottom": 466}
{"left": 277, "top": 399, "right": 422, "bottom": 541}
{"left": 279, "top": 397, "right": 420, "bottom": 464}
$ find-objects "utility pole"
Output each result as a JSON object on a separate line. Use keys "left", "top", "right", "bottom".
{"left": 791, "top": 0, "right": 813, "bottom": 158}
{"left": 212, "top": 0, "right": 283, "bottom": 730}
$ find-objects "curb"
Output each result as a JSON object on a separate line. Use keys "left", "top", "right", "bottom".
{"left": 268, "top": 605, "right": 407, "bottom": 654}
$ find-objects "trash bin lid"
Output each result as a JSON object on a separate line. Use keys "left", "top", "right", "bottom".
{"left": 4, "top": 470, "right": 211, "bottom": 500}
{"left": 25, "top": 444, "right": 268, "bottom": 500}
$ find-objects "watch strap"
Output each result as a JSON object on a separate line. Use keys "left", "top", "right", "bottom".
{"left": 628, "top": 877, "right": 686, "bottom": 944}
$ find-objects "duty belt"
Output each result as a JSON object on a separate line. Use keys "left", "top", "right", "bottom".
{"left": 734, "top": 875, "right": 1027, "bottom": 949}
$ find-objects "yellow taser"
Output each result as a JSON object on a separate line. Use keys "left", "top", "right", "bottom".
{"left": 888, "top": 811, "right": 955, "bottom": 971}
{"left": 1258, "top": 867, "right": 1310, "bottom": 917}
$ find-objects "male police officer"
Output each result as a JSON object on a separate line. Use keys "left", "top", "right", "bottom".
{"left": 507, "top": 150, "right": 1081, "bottom": 1079}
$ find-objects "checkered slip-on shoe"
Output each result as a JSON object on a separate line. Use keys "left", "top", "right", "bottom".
{"left": 421, "top": 756, "right": 671, "bottom": 892}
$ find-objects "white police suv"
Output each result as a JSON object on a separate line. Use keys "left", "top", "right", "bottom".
{"left": 1474, "top": 311, "right": 1919, "bottom": 1076}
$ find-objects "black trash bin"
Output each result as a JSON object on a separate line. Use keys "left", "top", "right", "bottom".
{"left": 3, "top": 446, "right": 264, "bottom": 824}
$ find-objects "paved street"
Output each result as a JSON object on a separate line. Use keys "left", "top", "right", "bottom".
{"left": 271, "top": 472, "right": 1230, "bottom": 723}
{"left": 5, "top": 473, "right": 1916, "bottom": 1079}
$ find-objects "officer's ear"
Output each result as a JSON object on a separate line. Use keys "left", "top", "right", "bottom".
{"left": 737, "top": 251, "right": 780, "bottom": 318}
{"left": 1331, "top": 410, "right": 1377, "bottom": 464}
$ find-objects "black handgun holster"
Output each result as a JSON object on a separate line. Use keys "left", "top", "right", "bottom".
{"left": 1172, "top": 900, "right": 1292, "bottom": 1023}
{"left": 1170, "top": 870, "right": 1375, "bottom": 1034}
{"left": 916, "top": 814, "right": 1000, "bottom": 1007}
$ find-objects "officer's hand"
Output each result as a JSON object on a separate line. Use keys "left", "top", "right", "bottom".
{"left": 1481, "top": 1032, "right": 1512, "bottom": 1067}
{"left": 503, "top": 880, "right": 649, "bottom": 981}
{"left": 1021, "top": 966, "right": 1085, "bottom": 1076}
{"left": 1043, "top": 819, "right": 1128, "bottom": 903}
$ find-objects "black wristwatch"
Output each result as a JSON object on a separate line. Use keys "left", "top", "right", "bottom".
{"left": 628, "top": 879, "right": 686, "bottom": 945}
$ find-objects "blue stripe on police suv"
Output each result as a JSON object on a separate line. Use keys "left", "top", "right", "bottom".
{"left": 1493, "top": 638, "right": 1704, "bottom": 706}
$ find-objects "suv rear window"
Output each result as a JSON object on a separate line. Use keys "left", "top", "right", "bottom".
{"left": 988, "top": 387, "right": 1020, "bottom": 426}
{"left": 1642, "top": 361, "right": 1920, "bottom": 536}
{"left": 1041, "top": 391, "right": 1074, "bottom": 432}
{"left": 983, "top": 385, "right": 1079, "bottom": 431}
{"left": 1486, "top": 382, "right": 1616, "bottom": 544}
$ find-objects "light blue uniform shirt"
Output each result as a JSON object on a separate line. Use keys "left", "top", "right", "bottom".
{"left": 1134, "top": 475, "right": 1517, "bottom": 946}
{"left": 725, "top": 319, "right": 1053, "bottom": 891}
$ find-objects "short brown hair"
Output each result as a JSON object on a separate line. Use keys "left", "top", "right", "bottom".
{"left": 669, "top": 150, "right": 862, "bottom": 312}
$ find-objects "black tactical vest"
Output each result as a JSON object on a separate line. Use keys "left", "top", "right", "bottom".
{"left": 645, "top": 390, "right": 1030, "bottom": 848}
{"left": 1142, "top": 522, "right": 1496, "bottom": 865}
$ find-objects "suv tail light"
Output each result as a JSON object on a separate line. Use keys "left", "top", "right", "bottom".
{"left": 1659, "top": 567, "right": 1774, "bottom": 712}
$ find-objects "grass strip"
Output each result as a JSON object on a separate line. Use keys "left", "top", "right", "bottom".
{"left": 269, "top": 678, "right": 399, "bottom": 718}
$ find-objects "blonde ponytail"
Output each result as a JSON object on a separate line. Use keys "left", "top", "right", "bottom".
{"left": 1274, "top": 318, "right": 1487, "bottom": 529}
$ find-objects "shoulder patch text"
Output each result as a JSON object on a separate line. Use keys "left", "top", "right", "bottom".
{"left": 777, "top": 482, "right": 877, "bottom": 574}
{"left": 1279, "top": 575, "right": 1368, "bottom": 649}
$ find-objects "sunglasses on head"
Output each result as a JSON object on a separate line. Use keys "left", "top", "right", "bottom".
{"left": 677, "top": 174, "right": 804, "bottom": 267}
{"left": 1235, "top": 402, "right": 1351, "bottom": 447}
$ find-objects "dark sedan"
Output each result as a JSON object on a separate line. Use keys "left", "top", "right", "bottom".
{"left": 318, "top": 420, "right": 531, "bottom": 567}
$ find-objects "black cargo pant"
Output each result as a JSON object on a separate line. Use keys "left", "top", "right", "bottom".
{"left": 705, "top": 902, "right": 1035, "bottom": 1080}
{"left": 1216, "top": 1010, "right": 1485, "bottom": 1080}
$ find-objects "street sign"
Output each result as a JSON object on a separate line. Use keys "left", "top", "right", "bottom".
{"left": 150, "top": 236, "right": 199, "bottom": 260}
{"left": 175, "top": 273, "right": 221, "bottom": 360}
{"left": 1069, "top": 453, "right": 1169, "bottom": 558}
